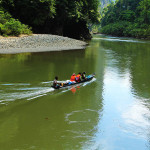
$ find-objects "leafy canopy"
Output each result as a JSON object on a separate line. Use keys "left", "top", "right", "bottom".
{"left": 100, "top": 0, "right": 150, "bottom": 39}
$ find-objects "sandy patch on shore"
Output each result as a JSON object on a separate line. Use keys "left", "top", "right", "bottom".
{"left": 0, "top": 34, "right": 87, "bottom": 54}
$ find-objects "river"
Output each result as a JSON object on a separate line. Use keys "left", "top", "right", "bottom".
{"left": 0, "top": 34, "right": 150, "bottom": 150}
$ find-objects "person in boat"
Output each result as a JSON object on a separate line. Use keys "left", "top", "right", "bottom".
{"left": 70, "top": 73, "right": 76, "bottom": 82}
{"left": 53, "top": 76, "right": 61, "bottom": 88}
{"left": 81, "top": 72, "right": 86, "bottom": 80}
{"left": 69, "top": 73, "right": 76, "bottom": 84}
{"left": 75, "top": 72, "right": 81, "bottom": 82}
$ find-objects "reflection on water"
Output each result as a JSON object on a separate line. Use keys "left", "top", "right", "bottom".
{"left": 93, "top": 36, "right": 150, "bottom": 44}
{"left": 122, "top": 100, "right": 150, "bottom": 138}
{"left": 70, "top": 86, "right": 78, "bottom": 94}
{"left": 0, "top": 35, "right": 150, "bottom": 150}
{"left": 96, "top": 34, "right": 150, "bottom": 149}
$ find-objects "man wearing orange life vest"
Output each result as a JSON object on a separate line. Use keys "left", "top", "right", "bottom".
{"left": 70, "top": 73, "right": 76, "bottom": 82}
{"left": 75, "top": 72, "right": 81, "bottom": 82}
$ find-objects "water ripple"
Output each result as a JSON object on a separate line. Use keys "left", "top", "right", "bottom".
{"left": 93, "top": 37, "right": 150, "bottom": 44}
{"left": 0, "top": 82, "right": 54, "bottom": 104}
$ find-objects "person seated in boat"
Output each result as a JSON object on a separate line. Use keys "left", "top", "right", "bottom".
{"left": 53, "top": 76, "right": 61, "bottom": 88}
{"left": 75, "top": 72, "right": 81, "bottom": 82}
{"left": 69, "top": 73, "right": 76, "bottom": 84}
{"left": 81, "top": 72, "right": 86, "bottom": 80}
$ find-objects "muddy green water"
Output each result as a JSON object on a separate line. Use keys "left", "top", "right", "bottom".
{"left": 0, "top": 34, "right": 150, "bottom": 150}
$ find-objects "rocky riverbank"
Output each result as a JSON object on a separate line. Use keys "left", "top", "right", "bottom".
{"left": 0, "top": 34, "right": 87, "bottom": 54}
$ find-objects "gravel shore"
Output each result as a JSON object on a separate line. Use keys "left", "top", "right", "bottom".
{"left": 0, "top": 34, "right": 87, "bottom": 54}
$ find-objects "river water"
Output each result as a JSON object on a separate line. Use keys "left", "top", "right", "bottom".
{"left": 0, "top": 34, "right": 150, "bottom": 150}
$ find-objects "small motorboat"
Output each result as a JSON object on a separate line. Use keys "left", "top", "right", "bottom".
{"left": 51, "top": 73, "right": 95, "bottom": 89}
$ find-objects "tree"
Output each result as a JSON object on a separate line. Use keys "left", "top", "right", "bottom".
{"left": 100, "top": 0, "right": 150, "bottom": 39}
{"left": 138, "top": 0, "right": 150, "bottom": 24}
{"left": 0, "top": 0, "right": 100, "bottom": 39}
{"left": 1, "top": 0, "right": 56, "bottom": 26}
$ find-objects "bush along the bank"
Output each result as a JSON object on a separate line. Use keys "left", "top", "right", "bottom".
{"left": 101, "top": 21, "right": 150, "bottom": 38}
{"left": 0, "top": 11, "right": 32, "bottom": 36}
{"left": 100, "top": 0, "right": 150, "bottom": 39}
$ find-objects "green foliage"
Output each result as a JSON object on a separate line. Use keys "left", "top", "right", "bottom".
{"left": 0, "top": 0, "right": 100, "bottom": 38}
{"left": 129, "top": 26, "right": 150, "bottom": 38}
{"left": 101, "top": 2, "right": 115, "bottom": 26}
{"left": 3, "top": 19, "right": 32, "bottom": 36}
{"left": 1, "top": 0, "right": 100, "bottom": 27}
{"left": 101, "top": 21, "right": 150, "bottom": 39}
{"left": 100, "top": 0, "right": 150, "bottom": 39}
{"left": 137, "top": 0, "right": 150, "bottom": 24}
{"left": 90, "top": 24, "right": 102, "bottom": 33}
{"left": 101, "top": 21, "right": 130, "bottom": 36}
{"left": 0, "top": 0, "right": 56, "bottom": 27}
{"left": 0, "top": 11, "right": 11, "bottom": 24}
{"left": 0, "top": 11, "right": 32, "bottom": 36}
{"left": 54, "top": 0, "right": 100, "bottom": 24}
{"left": 119, "top": 10, "right": 135, "bottom": 21}
{"left": 90, "top": 0, "right": 114, "bottom": 34}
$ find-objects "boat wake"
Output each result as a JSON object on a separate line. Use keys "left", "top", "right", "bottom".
{"left": 0, "top": 82, "right": 54, "bottom": 105}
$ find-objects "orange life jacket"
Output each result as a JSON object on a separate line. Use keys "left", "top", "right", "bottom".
{"left": 76, "top": 74, "right": 81, "bottom": 82}
{"left": 70, "top": 75, "right": 76, "bottom": 81}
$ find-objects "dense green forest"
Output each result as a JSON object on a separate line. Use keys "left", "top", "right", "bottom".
{"left": 0, "top": 0, "right": 100, "bottom": 39}
{"left": 100, "top": 0, "right": 150, "bottom": 39}
{"left": 1, "top": 0, "right": 149, "bottom": 39}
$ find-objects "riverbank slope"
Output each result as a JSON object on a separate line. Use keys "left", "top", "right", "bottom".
{"left": 0, "top": 34, "right": 87, "bottom": 54}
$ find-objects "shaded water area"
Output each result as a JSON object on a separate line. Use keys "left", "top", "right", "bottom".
{"left": 0, "top": 34, "right": 150, "bottom": 150}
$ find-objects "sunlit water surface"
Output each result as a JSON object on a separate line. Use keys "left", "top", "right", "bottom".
{"left": 0, "top": 34, "right": 150, "bottom": 150}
